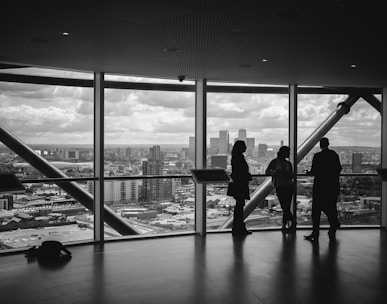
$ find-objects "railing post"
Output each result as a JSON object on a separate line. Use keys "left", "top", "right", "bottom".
{"left": 195, "top": 79, "right": 207, "bottom": 235}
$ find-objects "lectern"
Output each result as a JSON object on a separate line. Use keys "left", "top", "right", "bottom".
{"left": 190, "top": 169, "right": 232, "bottom": 184}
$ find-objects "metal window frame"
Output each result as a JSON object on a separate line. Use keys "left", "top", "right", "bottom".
{"left": 0, "top": 71, "right": 385, "bottom": 237}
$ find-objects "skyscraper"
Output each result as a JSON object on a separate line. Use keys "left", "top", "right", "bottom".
{"left": 87, "top": 180, "right": 138, "bottom": 205}
{"left": 238, "top": 128, "right": 247, "bottom": 143}
{"left": 209, "top": 137, "right": 219, "bottom": 155}
{"left": 125, "top": 147, "right": 132, "bottom": 161}
{"left": 258, "top": 143, "right": 268, "bottom": 158}
{"left": 246, "top": 137, "right": 255, "bottom": 157}
{"left": 142, "top": 146, "right": 164, "bottom": 202}
{"left": 352, "top": 153, "right": 362, "bottom": 173}
{"left": 219, "top": 130, "right": 229, "bottom": 154}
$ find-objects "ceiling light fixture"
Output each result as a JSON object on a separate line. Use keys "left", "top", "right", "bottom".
{"left": 351, "top": 64, "right": 357, "bottom": 68}
{"left": 262, "top": 59, "right": 268, "bottom": 62}
{"left": 62, "top": 32, "right": 70, "bottom": 36}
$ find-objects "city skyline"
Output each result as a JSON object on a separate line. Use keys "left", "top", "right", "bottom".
{"left": 0, "top": 68, "right": 382, "bottom": 147}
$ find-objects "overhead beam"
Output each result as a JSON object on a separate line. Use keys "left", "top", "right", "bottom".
{"left": 0, "top": 73, "right": 382, "bottom": 95}
{"left": 382, "top": 88, "right": 387, "bottom": 227}
{"left": 195, "top": 79, "right": 207, "bottom": 235}
{"left": 362, "top": 93, "right": 382, "bottom": 113}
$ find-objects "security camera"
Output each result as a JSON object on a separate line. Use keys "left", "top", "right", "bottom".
{"left": 177, "top": 75, "right": 185, "bottom": 82}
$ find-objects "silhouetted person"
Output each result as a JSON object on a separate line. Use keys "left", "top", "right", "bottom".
{"left": 227, "top": 140, "right": 253, "bottom": 235}
{"left": 266, "top": 146, "right": 295, "bottom": 232}
{"left": 304, "top": 137, "right": 342, "bottom": 241}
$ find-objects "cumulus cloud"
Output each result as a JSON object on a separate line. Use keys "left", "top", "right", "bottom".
{"left": 0, "top": 104, "right": 92, "bottom": 144}
{"left": 0, "top": 78, "right": 382, "bottom": 146}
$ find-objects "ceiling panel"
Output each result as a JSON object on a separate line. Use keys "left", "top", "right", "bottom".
{"left": 0, "top": 0, "right": 386, "bottom": 87}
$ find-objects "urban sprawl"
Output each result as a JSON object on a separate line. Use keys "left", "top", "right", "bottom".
{"left": 0, "top": 129, "right": 382, "bottom": 250}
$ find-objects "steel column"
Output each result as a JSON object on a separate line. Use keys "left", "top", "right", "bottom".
{"left": 195, "top": 79, "right": 207, "bottom": 235}
{"left": 289, "top": 85, "right": 298, "bottom": 221}
{"left": 94, "top": 72, "right": 105, "bottom": 241}
{"left": 382, "top": 88, "right": 387, "bottom": 227}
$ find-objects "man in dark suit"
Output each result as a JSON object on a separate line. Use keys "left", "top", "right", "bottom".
{"left": 304, "top": 137, "right": 342, "bottom": 241}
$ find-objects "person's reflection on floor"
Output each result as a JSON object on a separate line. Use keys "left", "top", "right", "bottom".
{"left": 307, "top": 240, "right": 341, "bottom": 304}
{"left": 229, "top": 235, "right": 249, "bottom": 303}
{"left": 270, "top": 232, "right": 298, "bottom": 304}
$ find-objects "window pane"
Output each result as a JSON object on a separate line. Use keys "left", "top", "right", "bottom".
{"left": 206, "top": 92, "right": 289, "bottom": 230}
{"left": 104, "top": 86, "right": 195, "bottom": 237}
{"left": 297, "top": 94, "right": 381, "bottom": 227}
{"left": 0, "top": 75, "right": 94, "bottom": 252}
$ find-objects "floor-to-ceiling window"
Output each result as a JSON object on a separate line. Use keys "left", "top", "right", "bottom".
{"left": 297, "top": 92, "right": 381, "bottom": 226}
{"left": 206, "top": 83, "right": 289, "bottom": 230}
{"left": 0, "top": 68, "right": 382, "bottom": 253}
{"left": 103, "top": 74, "right": 195, "bottom": 236}
{"left": 0, "top": 67, "right": 94, "bottom": 251}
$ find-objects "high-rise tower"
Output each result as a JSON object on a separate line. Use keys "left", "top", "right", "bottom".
{"left": 142, "top": 146, "right": 164, "bottom": 202}
{"left": 219, "top": 130, "right": 229, "bottom": 154}
{"left": 238, "top": 128, "right": 247, "bottom": 143}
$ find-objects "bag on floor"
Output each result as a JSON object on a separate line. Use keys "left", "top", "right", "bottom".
{"left": 25, "top": 240, "right": 72, "bottom": 263}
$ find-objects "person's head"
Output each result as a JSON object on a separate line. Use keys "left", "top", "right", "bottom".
{"left": 320, "top": 137, "right": 329, "bottom": 149}
{"left": 231, "top": 140, "right": 246, "bottom": 155}
{"left": 277, "top": 146, "right": 290, "bottom": 159}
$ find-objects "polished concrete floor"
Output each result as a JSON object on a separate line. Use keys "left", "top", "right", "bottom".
{"left": 1, "top": 229, "right": 386, "bottom": 304}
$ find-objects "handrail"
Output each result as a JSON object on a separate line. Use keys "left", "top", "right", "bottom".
{"left": 18, "top": 173, "right": 380, "bottom": 184}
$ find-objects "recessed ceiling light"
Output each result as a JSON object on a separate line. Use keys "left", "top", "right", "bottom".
{"left": 62, "top": 32, "right": 70, "bottom": 36}
{"left": 351, "top": 64, "right": 357, "bottom": 68}
{"left": 262, "top": 59, "right": 268, "bottom": 62}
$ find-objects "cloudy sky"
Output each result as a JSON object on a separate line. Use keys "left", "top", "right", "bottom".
{"left": 0, "top": 68, "right": 381, "bottom": 148}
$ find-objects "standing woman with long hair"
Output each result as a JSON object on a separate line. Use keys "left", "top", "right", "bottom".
{"left": 265, "top": 146, "right": 295, "bottom": 232}
{"left": 227, "top": 140, "right": 253, "bottom": 235}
